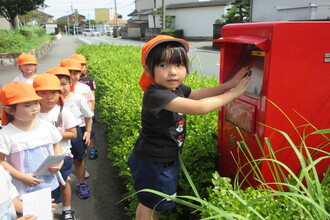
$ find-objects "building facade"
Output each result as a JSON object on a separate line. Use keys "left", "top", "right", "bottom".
{"left": 251, "top": 0, "right": 330, "bottom": 22}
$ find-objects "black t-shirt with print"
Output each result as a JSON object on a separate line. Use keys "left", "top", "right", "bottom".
{"left": 133, "top": 84, "right": 192, "bottom": 163}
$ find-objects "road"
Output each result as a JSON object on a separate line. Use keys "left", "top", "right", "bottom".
{"left": 77, "top": 35, "right": 221, "bottom": 80}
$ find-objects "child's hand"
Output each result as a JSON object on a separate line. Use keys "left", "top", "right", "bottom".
{"left": 230, "top": 74, "right": 252, "bottom": 98}
{"left": 22, "top": 173, "right": 43, "bottom": 187}
{"left": 228, "top": 66, "right": 251, "bottom": 88}
{"left": 83, "top": 131, "right": 91, "bottom": 146}
{"left": 48, "top": 163, "right": 62, "bottom": 173}
{"left": 51, "top": 199, "right": 57, "bottom": 213}
{"left": 17, "top": 215, "right": 37, "bottom": 220}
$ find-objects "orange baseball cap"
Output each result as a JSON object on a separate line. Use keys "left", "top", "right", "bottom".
{"left": 60, "top": 58, "right": 82, "bottom": 71}
{"left": 33, "top": 73, "right": 62, "bottom": 91}
{"left": 69, "top": 54, "right": 87, "bottom": 64}
{"left": 47, "top": 66, "right": 71, "bottom": 77}
{"left": 139, "top": 35, "right": 189, "bottom": 91}
{"left": 17, "top": 53, "right": 37, "bottom": 66}
{"left": 0, "top": 82, "right": 42, "bottom": 125}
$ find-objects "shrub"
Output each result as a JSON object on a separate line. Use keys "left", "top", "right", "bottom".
{"left": 77, "top": 44, "right": 219, "bottom": 219}
{"left": 0, "top": 26, "right": 51, "bottom": 53}
{"left": 160, "top": 29, "right": 184, "bottom": 38}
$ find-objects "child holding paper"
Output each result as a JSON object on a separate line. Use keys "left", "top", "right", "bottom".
{"left": 33, "top": 73, "right": 78, "bottom": 220}
{"left": 0, "top": 82, "right": 63, "bottom": 202}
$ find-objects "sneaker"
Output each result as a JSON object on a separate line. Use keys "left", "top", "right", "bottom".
{"left": 76, "top": 182, "right": 91, "bottom": 199}
{"left": 85, "top": 169, "right": 90, "bottom": 179}
{"left": 89, "top": 147, "right": 98, "bottom": 159}
{"left": 62, "top": 210, "right": 76, "bottom": 220}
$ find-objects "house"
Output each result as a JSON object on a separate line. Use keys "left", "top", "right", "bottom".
{"left": 251, "top": 0, "right": 330, "bottom": 22}
{"left": 166, "top": 1, "right": 231, "bottom": 40}
{"left": 57, "top": 13, "right": 87, "bottom": 33}
{"left": 20, "top": 10, "right": 54, "bottom": 26}
{"left": 57, "top": 13, "right": 86, "bottom": 24}
{"left": 0, "top": 16, "right": 11, "bottom": 30}
{"left": 126, "top": 0, "right": 231, "bottom": 40}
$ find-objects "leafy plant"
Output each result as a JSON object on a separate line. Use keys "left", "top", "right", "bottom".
{"left": 0, "top": 26, "right": 51, "bottom": 53}
{"left": 138, "top": 102, "right": 330, "bottom": 219}
{"left": 77, "top": 44, "right": 219, "bottom": 219}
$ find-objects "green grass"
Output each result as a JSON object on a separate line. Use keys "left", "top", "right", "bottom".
{"left": 0, "top": 26, "right": 53, "bottom": 53}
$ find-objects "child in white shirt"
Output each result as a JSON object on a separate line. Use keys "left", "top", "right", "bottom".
{"left": 0, "top": 82, "right": 63, "bottom": 202}
{"left": 49, "top": 67, "right": 93, "bottom": 199}
{"left": 33, "top": 73, "right": 78, "bottom": 220}
{"left": 13, "top": 53, "right": 38, "bottom": 85}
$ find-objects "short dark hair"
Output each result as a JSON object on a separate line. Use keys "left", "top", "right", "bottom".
{"left": 145, "top": 41, "right": 189, "bottom": 79}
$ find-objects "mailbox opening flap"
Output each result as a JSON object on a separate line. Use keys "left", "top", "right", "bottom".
{"left": 214, "top": 35, "right": 269, "bottom": 52}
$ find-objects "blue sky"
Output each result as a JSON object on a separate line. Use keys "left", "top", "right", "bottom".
{"left": 41, "top": 0, "right": 136, "bottom": 20}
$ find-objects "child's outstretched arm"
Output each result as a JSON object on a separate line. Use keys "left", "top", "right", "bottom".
{"left": 0, "top": 153, "right": 44, "bottom": 187}
{"left": 189, "top": 66, "right": 250, "bottom": 100}
{"left": 164, "top": 74, "right": 251, "bottom": 115}
{"left": 83, "top": 117, "right": 92, "bottom": 146}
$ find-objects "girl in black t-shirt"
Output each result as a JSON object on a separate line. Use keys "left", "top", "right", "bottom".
{"left": 128, "top": 35, "right": 251, "bottom": 220}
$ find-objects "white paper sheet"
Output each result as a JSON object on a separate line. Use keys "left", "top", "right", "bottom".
{"left": 22, "top": 187, "right": 52, "bottom": 220}
{"left": 33, "top": 155, "right": 65, "bottom": 176}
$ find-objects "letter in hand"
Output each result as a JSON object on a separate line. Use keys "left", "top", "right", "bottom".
{"left": 229, "top": 66, "right": 251, "bottom": 88}
{"left": 230, "top": 73, "right": 252, "bottom": 98}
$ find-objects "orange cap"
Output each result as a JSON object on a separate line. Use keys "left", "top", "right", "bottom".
{"left": 60, "top": 58, "right": 82, "bottom": 71}
{"left": 17, "top": 53, "right": 37, "bottom": 66}
{"left": 139, "top": 35, "right": 189, "bottom": 91}
{"left": 69, "top": 54, "right": 87, "bottom": 64}
{"left": 47, "top": 66, "right": 71, "bottom": 77}
{"left": 0, "top": 82, "right": 42, "bottom": 125}
{"left": 33, "top": 73, "right": 62, "bottom": 91}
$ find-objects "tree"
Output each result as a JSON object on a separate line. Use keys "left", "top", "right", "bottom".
{"left": 222, "top": 0, "right": 250, "bottom": 24}
{"left": 0, "top": 0, "right": 46, "bottom": 29}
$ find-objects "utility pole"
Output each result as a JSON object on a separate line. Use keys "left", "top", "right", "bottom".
{"left": 162, "top": 0, "right": 165, "bottom": 30}
{"left": 114, "top": 0, "right": 118, "bottom": 27}
{"left": 67, "top": 11, "right": 70, "bottom": 35}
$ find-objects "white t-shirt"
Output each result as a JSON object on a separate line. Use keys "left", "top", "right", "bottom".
{"left": 64, "top": 93, "right": 93, "bottom": 127}
{"left": 0, "top": 119, "right": 62, "bottom": 199}
{"left": 38, "top": 105, "right": 79, "bottom": 155}
{"left": 0, "top": 165, "right": 18, "bottom": 219}
{"left": 12, "top": 74, "right": 34, "bottom": 85}
{"left": 74, "top": 82, "right": 94, "bottom": 102}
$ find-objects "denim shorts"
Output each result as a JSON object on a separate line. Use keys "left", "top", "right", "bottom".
{"left": 128, "top": 153, "right": 180, "bottom": 211}
{"left": 70, "top": 126, "right": 86, "bottom": 159}
{"left": 60, "top": 156, "right": 73, "bottom": 179}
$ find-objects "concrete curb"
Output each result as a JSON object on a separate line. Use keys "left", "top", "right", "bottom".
{"left": 0, "top": 40, "right": 53, "bottom": 67}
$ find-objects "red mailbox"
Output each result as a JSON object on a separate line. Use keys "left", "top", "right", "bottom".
{"left": 213, "top": 22, "right": 330, "bottom": 188}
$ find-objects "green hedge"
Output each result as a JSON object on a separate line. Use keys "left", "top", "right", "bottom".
{"left": 77, "top": 43, "right": 219, "bottom": 219}
{"left": 160, "top": 29, "right": 184, "bottom": 38}
{"left": 0, "top": 26, "right": 52, "bottom": 53}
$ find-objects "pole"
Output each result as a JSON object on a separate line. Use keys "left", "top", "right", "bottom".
{"left": 114, "top": 0, "right": 118, "bottom": 27}
{"left": 162, "top": 0, "right": 165, "bottom": 30}
{"left": 67, "top": 11, "right": 70, "bottom": 35}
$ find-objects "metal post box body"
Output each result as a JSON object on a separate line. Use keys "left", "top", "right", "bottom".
{"left": 214, "top": 22, "right": 330, "bottom": 188}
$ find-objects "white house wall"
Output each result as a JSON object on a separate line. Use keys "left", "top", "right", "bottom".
{"left": 252, "top": 0, "right": 330, "bottom": 21}
{"left": 136, "top": 0, "right": 199, "bottom": 11}
{"left": 167, "top": 6, "right": 228, "bottom": 39}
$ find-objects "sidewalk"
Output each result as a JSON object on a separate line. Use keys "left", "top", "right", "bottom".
{"left": 0, "top": 36, "right": 79, "bottom": 85}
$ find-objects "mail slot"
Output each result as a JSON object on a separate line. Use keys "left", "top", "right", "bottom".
{"left": 213, "top": 22, "right": 330, "bottom": 188}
